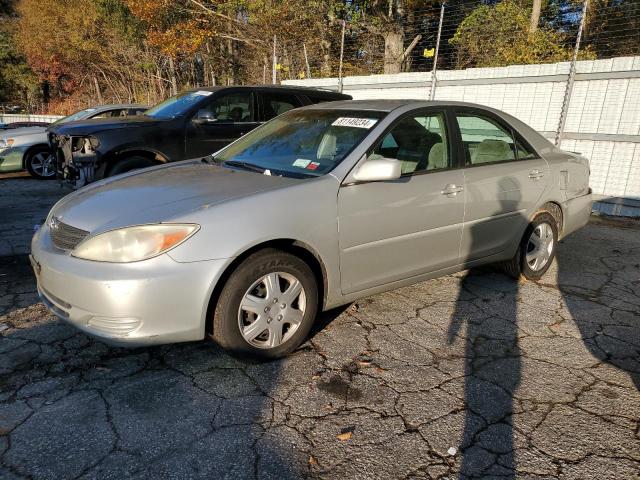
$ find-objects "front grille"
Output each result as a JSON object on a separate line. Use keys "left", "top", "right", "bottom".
{"left": 50, "top": 217, "right": 89, "bottom": 250}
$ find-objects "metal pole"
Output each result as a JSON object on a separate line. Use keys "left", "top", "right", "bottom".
{"left": 555, "top": 0, "right": 589, "bottom": 146}
{"left": 430, "top": 3, "right": 445, "bottom": 101}
{"left": 303, "top": 43, "right": 311, "bottom": 79}
{"left": 338, "top": 20, "right": 346, "bottom": 93}
{"left": 272, "top": 35, "right": 277, "bottom": 85}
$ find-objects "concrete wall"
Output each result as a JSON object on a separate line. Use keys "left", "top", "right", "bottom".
{"left": 285, "top": 56, "right": 640, "bottom": 200}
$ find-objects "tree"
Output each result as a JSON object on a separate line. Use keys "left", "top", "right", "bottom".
{"left": 347, "top": 0, "right": 438, "bottom": 74}
{"left": 0, "top": 0, "right": 39, "bottom": 109}
{"left": 449, "top": 0, "right": 594, "bottom": 69}
{"left": 530, "top": 0, "right": 542, "bottom": 31}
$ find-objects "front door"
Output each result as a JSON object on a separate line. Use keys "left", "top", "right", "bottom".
{"left": 454, "top": 110, "right": 549, "bottom": 262}
{"left": 338, "top": 110, "right": 465, "bottom": 294}
{"left": 185, "top": 91, "right": 260, "bottom": 158}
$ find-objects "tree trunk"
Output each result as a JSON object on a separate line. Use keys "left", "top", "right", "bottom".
{"left": 383, "top": 30, "right": 404, "bottom": 74}
{"left": 168, "top": 56, "right": 178, "bottom": 95}
{"left": 93, "top": 76, "right": 103, "bottom": 104}
{"left": 530, "top": 0, "right": 542, "bottom": 33}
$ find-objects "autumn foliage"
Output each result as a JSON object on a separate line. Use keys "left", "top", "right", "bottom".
{"left": 0, "top": 0, "right": 636, "bottom": 113}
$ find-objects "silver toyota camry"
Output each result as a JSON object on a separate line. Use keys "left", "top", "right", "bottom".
{"left": 31, "top": 100, "right": 592, "bottom": 358}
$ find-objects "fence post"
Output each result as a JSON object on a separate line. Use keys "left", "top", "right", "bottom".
{"left": 338, "top": 20, "right": 346, "bottom": 93}
{"left": 430, "top": 2, "right": 445, "bottom": 100}
{"left": 555, "top": 0, "right": 589, "bottom": 146}
{"left": 272, "top": 35, "right": 277, "bottom": 84}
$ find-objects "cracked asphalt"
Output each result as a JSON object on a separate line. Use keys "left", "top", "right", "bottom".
{"left": 0, "top": 178, "right": 639, "bottom": 479}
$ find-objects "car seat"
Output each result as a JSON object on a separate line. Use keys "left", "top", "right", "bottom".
{"left": 471, "top": 139, "right": 514, "bottom": 164}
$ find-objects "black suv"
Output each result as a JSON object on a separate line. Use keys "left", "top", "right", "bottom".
{"left": 49, "top": 86, "right": 350, "bottom": 186}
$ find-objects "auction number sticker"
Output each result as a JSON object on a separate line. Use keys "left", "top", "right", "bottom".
{"left": 332, "top": 117, "right": 378, "bottom": 129}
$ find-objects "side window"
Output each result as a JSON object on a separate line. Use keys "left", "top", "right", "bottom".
{"left": 456, "top": 114, "right": 516, "bottom": 165}
{"left": 370, "top": 112, "right": 449, "bottom": 175}
{"left": 515, "top": 137, "right": 537, "bottom": 160}
{"left": 197, "top": 93, "right": 253, "bottom": 123}
{"left": 91, "top": 109, "right": 123, "bottom": 119}
{"left": 260, "top": 93, "right": 301, "bottom": 121}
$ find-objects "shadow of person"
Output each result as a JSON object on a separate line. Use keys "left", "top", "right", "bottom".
{"left": 555, "top": 218, "right": 640, "bottom": 391}
{"left": 447, "top": 179, "right": 527, "bottom": 478}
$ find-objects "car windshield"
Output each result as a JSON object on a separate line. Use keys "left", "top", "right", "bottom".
{"left": 214, "top": 109, "right": 385, "bottom": 177}
{"left": 145, "top": 91, "right": 212, "bottom": 119}
{"left": 49, "top": 107, "right": 99, "bottom": 126}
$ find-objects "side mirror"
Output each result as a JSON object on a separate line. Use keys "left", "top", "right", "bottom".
{"left": 353, "top": 158, "right": 402, "bottom": 182}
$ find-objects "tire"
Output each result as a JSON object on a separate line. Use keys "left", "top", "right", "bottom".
{"left": 25, "top": 147, "right": 55, "bottom": 179}
{"left": 503, "top": 212, "right": 558, "bottom": 281}
{"left": 212, "top": 248, "right": 319, "bottom": 359}
{"left": 106, "top": 155, "right": 155, "bottom": 177}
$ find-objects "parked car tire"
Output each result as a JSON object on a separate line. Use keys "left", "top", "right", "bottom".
{"left": 107, "top": 155, "right": 155, "bottom": 177}
{"left": 503, "top": 212, "right": 558, "bottom": 281}
{"left": 212, "top": 248, "right": 319, "bottom": 359}
{"left": 25, "top": 147, "right": 56, "bottom": 180}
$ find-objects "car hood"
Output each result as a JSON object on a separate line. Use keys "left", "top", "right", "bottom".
{"left": 51, "top": 160, "right": 301, "bottom": 233}
{"left": 0, "top": 126, "right": 46, "bottom": 138}
{"left": 48, "top": 115, "right": 166, "bottom": 136}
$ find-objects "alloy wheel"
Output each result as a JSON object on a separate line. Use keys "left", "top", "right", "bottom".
{"left": 526, "top": 222, "right": 554, "bottom": 271}
{"left": 30, "top": 152, "right": 55, "bottom": 178}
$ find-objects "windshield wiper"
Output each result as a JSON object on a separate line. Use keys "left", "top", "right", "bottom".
{"left": 223, "top": 160, "right": 267, "bottom": 174}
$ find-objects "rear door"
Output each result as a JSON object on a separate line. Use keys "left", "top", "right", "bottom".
{"left": 185, "top": 91, "right": 260, "bottom": 157}
{"left": 337, "top": 108, "right": 465, "bottom": 294}
{"left": 454, "top": 109, "right": 549, "bottom": 262}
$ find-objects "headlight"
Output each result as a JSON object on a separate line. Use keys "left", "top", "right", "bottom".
{"left": 0, "top": 138, "right": 15, "bottom": 148}
{"left": 72, "top": 224, "right": 199, "bottom": 262}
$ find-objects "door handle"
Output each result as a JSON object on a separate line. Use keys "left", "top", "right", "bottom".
{"left": 528, "top": 169, "right": 544, "bottom": 180}
{"left": 441, "top": 184, "right": 464, "bottom": 196}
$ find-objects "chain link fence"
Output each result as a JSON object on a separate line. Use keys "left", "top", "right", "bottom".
{"left": 272, "top": 1, "right": 638, "bottom": 80}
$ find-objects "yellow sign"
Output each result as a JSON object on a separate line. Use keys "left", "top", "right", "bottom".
{"left": 423, "top": 48, "right": 435, "bottom": 58}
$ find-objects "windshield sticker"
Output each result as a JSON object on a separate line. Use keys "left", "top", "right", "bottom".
{"left": 332, "top": 117, "right": 378, "bottom": 129}
{"left": 193, "top": 90, "right": 213, "bottom": 96}
{"left": 292, "top": 159, "right": 311, "bottom": 168}
{"left": 306, "top": 162, "right": 320, "bottom": 171}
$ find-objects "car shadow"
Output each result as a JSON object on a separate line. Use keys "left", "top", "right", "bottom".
{"left": 555, "top": 220, "right": 640, "bottom": 390}
{"left": 0, "top": 267, "right": 349, "bottom": 479}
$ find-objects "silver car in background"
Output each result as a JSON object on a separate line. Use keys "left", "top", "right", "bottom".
{"left": 30, "top": 100, "right": 592, "bottom": 358}
{"left": 0, "top": 105, "right": 147, "bottom": 179}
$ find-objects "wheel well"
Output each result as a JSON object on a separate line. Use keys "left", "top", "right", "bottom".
{"left": 22, "top": 144, "right": 50, "bottom": 168}
{"left": 102, "top": 149, "right": 167, "bottom": 174}
{"left": 204, "top": 239, "right": 328, "bottom": 336}
{"left": 536, "top": 201, "right": 564, "bottom": 233}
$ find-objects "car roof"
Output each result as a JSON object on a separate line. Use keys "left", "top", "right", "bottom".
{"left": 303, "top": 99, "right": 556, "bottom": 151}
{"left": 184, "top": 85, "right": 349, "bottom": 97}
{"left": 90, "top": 104, "right": 149, "bottom": 111}
{"left": 304, "top": 99, "right": 525, "bottom": 112}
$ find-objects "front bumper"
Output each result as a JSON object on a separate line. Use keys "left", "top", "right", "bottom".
{"left": 0, "top": 145, "right": 28, "bottom": 173}
{"left": 30, "top": 226, "right": 229, "bottom": 346}
{"left": 52, "top": 134, "right": 99, "bottom": 187}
